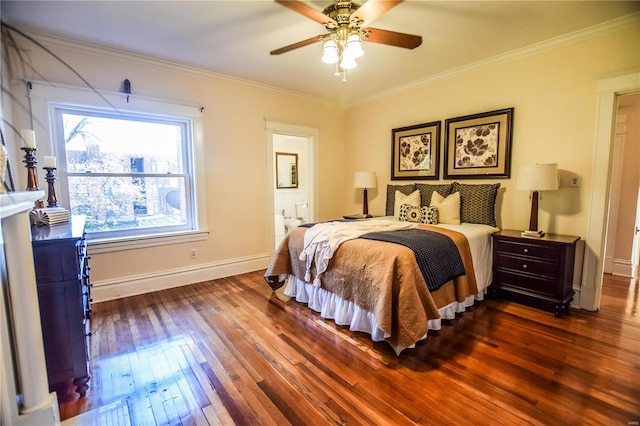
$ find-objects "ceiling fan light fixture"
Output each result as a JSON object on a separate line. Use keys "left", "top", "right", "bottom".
{"left": 321, "top": 39, "right": 339, "bottom": 64}
{"left": 271, "top": 0, "right": 422, "bottom": 82}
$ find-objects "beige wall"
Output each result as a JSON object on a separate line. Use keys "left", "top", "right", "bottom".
{"left": 343, "top": 25, "right": 640, "bottom": 239}
{"left": 4, "top": 35, "right": 347, "bottom": 298}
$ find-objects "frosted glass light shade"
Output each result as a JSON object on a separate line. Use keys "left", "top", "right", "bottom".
{"left": 353, "top": 171, "right": 377, "bottom": 189}
{"left": 343, "top": 33, "right": 364, "bottom": 59}
{"left": 340, "top": 56, "right": 357, "bottom": 69}
{"left": 321, "top": 39, "right": 339, "bottom": 64}
{"left": 516, "top": 164, "right": 559, "bottom": 191}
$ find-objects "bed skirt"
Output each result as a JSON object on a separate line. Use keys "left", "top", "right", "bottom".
{"left": 283, "top": 274, "right": 486, "bottom": 354}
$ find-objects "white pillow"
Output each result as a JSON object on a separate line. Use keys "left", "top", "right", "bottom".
{"left": 430, "top": 191, "right": 461, "bottom": 225}
{"left": 394, "top": 189, "right": 421, "bottom": 218}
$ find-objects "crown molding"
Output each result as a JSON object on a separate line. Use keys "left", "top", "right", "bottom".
{"left": 355, "top": 12, "right": 640, "bottom": 107}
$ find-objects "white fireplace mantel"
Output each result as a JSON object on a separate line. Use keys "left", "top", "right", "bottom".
{"left": 0, "top": 190, "right": 60, "bottom": 425}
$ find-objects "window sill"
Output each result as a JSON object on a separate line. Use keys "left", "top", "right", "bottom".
{"left": 87, "top": 230, "right": 209, "bottom": 254}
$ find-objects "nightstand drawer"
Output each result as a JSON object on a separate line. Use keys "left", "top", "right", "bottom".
{"left": 495, "top": 239, "right": 559, "bottom": 261}
{"left": 496, "top": 253, "right": 558, "bottom": 276}
{"left": 494, "top": 269, "right": 558, "bottom": 296}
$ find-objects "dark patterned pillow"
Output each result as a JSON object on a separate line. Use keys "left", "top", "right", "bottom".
{"left": 451, "top": 182, "right": 500, "bottom": 227}
{"left": 386, "top": 184, "right": 416, "bottom": 216}
{"left": 416, "top": 183, "right": 453, "bottom": 207}
{"left": 399, "top": 204, "right": 438, "bottom": 224}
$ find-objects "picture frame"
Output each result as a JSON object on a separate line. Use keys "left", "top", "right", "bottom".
{"left": 391, "top": 121, "right": 441, "bottom": 180}
{"left": 275, "top": 152, "right": 299, "bottom": 189}
{"left": 444, "top": 108, "right": 514, "bottom": 179}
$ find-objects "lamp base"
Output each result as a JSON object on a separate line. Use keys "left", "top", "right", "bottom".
{"left": 521, "top": 230, "right": 545, "bottom": 238}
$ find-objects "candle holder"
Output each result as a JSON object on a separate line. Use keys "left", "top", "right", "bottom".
{"left": 21, "top": 147, "right": 39, "bottom": 191}
{"left": 43, "top": 167, "right": 59, "bottom": 208}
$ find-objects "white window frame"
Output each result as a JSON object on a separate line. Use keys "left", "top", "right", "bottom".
{"left": 29, "top": 81, "right": 208, "bottom": 253}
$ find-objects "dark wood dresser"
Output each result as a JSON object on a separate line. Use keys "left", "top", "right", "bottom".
{"left": 31, "top": 216, "right": 91, "bottom": 400}
{"left": 491, "top": 229, "right": 580, "bottom": 317}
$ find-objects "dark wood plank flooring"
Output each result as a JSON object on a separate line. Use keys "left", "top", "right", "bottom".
{"left": 59, "top": 272, "right": 640, "bottom": 425}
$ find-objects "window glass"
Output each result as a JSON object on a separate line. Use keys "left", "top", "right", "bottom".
{"left": 55, "top": 109, "right": 193, "bottom": 238}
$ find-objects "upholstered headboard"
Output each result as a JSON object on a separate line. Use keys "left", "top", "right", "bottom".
{"left": 386, "top": 182, "right": 500, "bottom": 227}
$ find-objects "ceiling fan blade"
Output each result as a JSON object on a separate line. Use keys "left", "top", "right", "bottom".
{"left": 364, "top": 27, "right": 422, "bottom": 49}
{"left": 351, "top": 0, "right": 403, "bottom": 26}
{"left": 274, "top": 0, "right": 336, "bottom": 26}
{"left": 270, "top": 35, "right": 324, "bottom": 55}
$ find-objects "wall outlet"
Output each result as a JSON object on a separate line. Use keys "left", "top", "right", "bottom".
{"left": 570, "top": 175, "right": 580, "bottom": 187}
{"left": 189, "top": 248, "right": 197, "bottom": 259}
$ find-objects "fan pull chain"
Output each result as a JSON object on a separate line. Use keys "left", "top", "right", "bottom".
{"left": 334, "top": 62, "right": 340, "bottom": 77}
{"left": 342, "top": 68, "right": 347, "bottom": 83}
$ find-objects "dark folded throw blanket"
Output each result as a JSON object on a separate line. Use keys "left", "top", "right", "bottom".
{"left": 360, "top": 229, "right": 465, "bottom": 292}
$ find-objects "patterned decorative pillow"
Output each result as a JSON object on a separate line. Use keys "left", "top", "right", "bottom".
{"left": 386, "top": 184, "right": 416, "bottom": 216}
{"left": 399, "top": 204, "right": 438, "bottom": 224}
{"left": 430, "top": 191, "right": 461, "bottom": 225}
{"left": 451, "top": 182, "right": 500, "bottom": 227}
{"left": 394, "top": 189, "right": 421, "bottom": 218}
{"left": 415, "top": 183, "right": 453, "bottom": 207}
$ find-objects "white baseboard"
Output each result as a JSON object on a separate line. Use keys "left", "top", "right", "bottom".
{"left": 604, "top": 254, "right": 614, "bottom": 274}
{"left": 611, "top": 258, "right": 633, "bottom": 278}
{"left": 91, "top": 254, "right": 271, "bottom": 302}
{"left": 571, "top": 286, "right": 581, "bottom": 308}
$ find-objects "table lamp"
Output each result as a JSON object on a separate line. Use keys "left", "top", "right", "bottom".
{"left": 353, "top": 171, "right": 376, "bottom": 218}
{"left": 516, "top": 163, "right": 559, "bottom": 237}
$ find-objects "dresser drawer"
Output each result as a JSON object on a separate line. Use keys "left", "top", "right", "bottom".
{"left": 494, "top": 269, "right": 558, "bottom": 296}
{"left": 495, "top": 239, "right": 559, "bottom": 261}
{"left": 496, "top": 253, "right": 558, "bottom": 277}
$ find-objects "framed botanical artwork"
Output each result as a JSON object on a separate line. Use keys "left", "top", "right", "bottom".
{"left": 391, "top": 121, "right": 441, "bottom": 180}
{"left": 444, "top": 108, "right": 514, "bottom": 179}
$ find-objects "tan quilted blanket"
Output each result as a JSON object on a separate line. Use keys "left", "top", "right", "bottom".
{"left": 264, "top": 224, "right": 477, "bottom": 352}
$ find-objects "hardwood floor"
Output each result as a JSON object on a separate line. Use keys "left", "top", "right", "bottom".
{"left": 59, "top": 272, "right": 640, "bottom": 425}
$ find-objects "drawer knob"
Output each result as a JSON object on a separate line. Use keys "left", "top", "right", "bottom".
{"left": 523, "top": 248, "right": 529, "bottom": 253}
{"left": 522, "top": 264, "right": 528, "bottom": 269}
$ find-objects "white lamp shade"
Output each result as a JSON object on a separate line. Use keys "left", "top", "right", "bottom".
{"left": 354, "top": 171, "right": 376, "bottom": 189}
{"left": 516, "top": 164, "right": 559, "bottom": 191}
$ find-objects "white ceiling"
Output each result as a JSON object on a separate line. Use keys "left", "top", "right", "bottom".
{"left": 2, "top": 1, "right": 638, "bottom": 105}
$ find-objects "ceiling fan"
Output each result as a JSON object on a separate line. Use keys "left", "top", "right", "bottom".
{"left": 270, "top": 0, "right": 422, "bottom": 79}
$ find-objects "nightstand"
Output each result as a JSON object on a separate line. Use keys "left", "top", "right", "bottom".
{"left": 491, "top": 230, "right": 580, "bottom": 317}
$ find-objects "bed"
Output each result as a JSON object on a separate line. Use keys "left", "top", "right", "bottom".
{"left": 264, "top": 182, "right": 500, "bottom": 354}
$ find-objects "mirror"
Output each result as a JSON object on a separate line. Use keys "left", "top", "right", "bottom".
{"left": 276, "top": 152, "right": 298, "bottom": 189}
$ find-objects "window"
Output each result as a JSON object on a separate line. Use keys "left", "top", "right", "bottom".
{"left": 30, "top": 82, "right": 207, "bottom": 251}
{"left": 55, "top": 108, "right": 193, "bottom": 238}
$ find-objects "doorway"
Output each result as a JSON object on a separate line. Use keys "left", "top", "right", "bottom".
{"left": 265, "top": 121, "right": 317, "bottom": 251}
{"left": 604, "top": 92, "right": 640, "bottom": 279}
{"left": 582, "top": 72, "right": 640, "bottom": 311}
